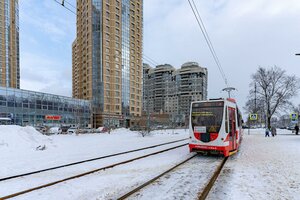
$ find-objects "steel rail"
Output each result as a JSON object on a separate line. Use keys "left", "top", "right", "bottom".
{"left": 197, "top": 157, "right": 228, "bottom": 200}
{"left": 117, "top": 154, "right": 197, "bottom": 200}
{"left": 0, "top": 143, "right": 188, "bottom": 200}
{"left": 0, "top": 138, "right": 188, "bottom": 182}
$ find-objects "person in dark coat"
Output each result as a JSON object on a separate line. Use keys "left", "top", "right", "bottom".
{"left": 265, "top": 128, "right": 270, "bottom": 137}
{"left": 295, "top": 125, "right": 299, "bottom": 135}
{"left": 271, "top": 126, "right": 276, "bottom": 137}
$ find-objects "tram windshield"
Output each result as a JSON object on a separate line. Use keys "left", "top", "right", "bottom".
{"left": 191, "top": 101, "right": 224, "bottom": 133}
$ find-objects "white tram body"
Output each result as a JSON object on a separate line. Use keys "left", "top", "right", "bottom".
{"left": 189, "top": 98, "right": 243, "bottom": 157}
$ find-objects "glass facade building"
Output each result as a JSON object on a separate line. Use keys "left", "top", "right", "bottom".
{"left": 72, "top": 0, "right": 143, "bottom": 128}
{"left": 0, "top": 0, "right": 20, "bottom": 89}
{"left": 0, "top": 86, "right": 91, "bottom": 126}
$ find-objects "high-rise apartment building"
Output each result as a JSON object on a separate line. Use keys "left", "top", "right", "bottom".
{"left": 143, "top": 62, "right": 208, "bottom": 124}
{"left": 0, "top": 0, "right": 20, "bottom": 88}
{"left": 72, "top": 0, "right": 143, "bottom": 128}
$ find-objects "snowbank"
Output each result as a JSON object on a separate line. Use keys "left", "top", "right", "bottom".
{"left": 0, "top": 127, "right": 189, "bottom": 177}
{"left": 0, "top": 125, "right": 53, "bottom": 152}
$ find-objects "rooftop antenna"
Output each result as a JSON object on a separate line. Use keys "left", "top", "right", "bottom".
{"left": 222, "top": 87, "right": 236, "bottom": 98}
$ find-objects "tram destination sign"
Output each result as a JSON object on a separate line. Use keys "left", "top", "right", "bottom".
{"left": 192, "top": 101, "right": 224, "bottom": 108}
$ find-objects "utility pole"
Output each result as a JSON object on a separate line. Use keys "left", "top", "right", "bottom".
{"left": 254, "top": 82, "right": 257, "bottom": 128}
{"left": 254, "top": 83, "right": 257, "bottom": 112}
{"left": 146, "top": 77, "right": 151, "bottom": 133}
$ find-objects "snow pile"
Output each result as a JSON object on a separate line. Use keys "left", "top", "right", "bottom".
{"left": 0, "top": 125, "right": 53, "bottom": 152}
{"left": 110, "top": 128, "right": 133, "bottom": 134}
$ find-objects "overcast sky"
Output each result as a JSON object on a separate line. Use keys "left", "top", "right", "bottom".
{"left": 20, "top": 0, "right": 300, "bottom": 115}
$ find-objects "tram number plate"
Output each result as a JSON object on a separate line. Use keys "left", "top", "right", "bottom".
{"left": 194, "top": 126, "right": 206, "bottom": 133}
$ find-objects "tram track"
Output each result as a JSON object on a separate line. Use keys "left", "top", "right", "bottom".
{"left": 117, "top": 154, "right": 198, "bottom": 200}
{"left": 116, "top": 156, "right": 227, "bottom": 200}
{"left": 0, "top": 141, "right": 189, "bottom": 200}
{"left": 0, "top": 138, "right": 188, "bottom": 182}
{"left": 197, "top": 157, "right": 228, "bottom": 200}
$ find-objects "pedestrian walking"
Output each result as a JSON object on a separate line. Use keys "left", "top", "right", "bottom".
{"left": 271, "top": 126, "right": 276, "bottom": 137}
{"left": 265, "top": 127, "right": 270, "bottom": 137}
{"left": 295, "top": 125, "right": 299, "bottom": 135}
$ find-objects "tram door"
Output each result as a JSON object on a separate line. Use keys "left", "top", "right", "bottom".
{"left": 228, "top": 107, "right": 237, "bottom": 150}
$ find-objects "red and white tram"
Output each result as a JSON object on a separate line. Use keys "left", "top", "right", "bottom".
{"left": 189, "top": 98, "right": 243, "bottom": 157}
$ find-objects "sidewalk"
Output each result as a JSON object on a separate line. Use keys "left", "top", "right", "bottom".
{"left": 207, "top": 128, "right": 300, "bottom": 200}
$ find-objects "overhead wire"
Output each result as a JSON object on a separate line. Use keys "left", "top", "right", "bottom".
{"left": 53, "top": 0, "right": 77, "bottom": 15}
{"left": 142, "top": 55, "right": 158, "bottom": 67}
{"left": 53, "top": 0, "right": 160, "bottom": 68}
{"left": 187, "top": 0, "right": 228, "bottom": 86}
{"left": 143, "top": 54, "right": 159, "bottom": 66}
{"left": 142, "top": 54, "right": 160, "bottom": 67}
{"left": 190, "top": 0, "right": 227, "bottom": 85}
{"left": 64, "top": 0, "right": 77, "bottom": 9}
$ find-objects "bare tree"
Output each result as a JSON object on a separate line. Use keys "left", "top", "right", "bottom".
{"left": 247, "top": 66, "right": 299, "bottom": 128}
{"left": 138, "top": 128, "right": 151, "bottom": 137}
{"left": 292, "top": 104, "right": 300, "bottom": 115}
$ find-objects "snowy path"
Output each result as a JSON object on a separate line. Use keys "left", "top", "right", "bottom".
{"left": 207, "top": 129, "right": 300, "bottom": 200}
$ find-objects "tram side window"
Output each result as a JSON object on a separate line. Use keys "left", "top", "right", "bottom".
{"left": 229, "top": 109, "right": 234, "bottom": 136}
{"left": 237, "top": 108, "right": 241, "bottom": 127}
{"left": 237, "top": 113, "right": 241, "bottom": 127}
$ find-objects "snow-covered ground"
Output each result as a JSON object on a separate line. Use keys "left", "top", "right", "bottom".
{"left": 0, "top": 126, "right": 188, "bottom": 177}
{"left": 1, "top": 126, "right": 300, "bottom": 199}
{"left": 208, "top": 128, "right": 300, "bottom": 200}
